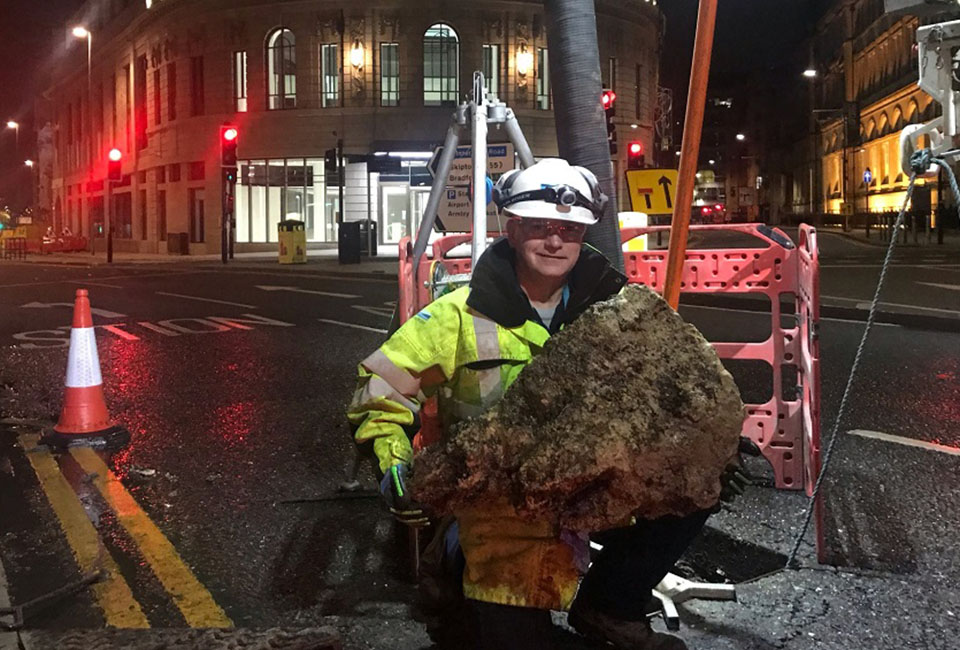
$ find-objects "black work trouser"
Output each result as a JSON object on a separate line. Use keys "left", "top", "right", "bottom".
{"left": 572, "top": 508, "right": 712, "bottom": 622}
{"left": 470, "top": 600, "right": 558, "bottom": 650}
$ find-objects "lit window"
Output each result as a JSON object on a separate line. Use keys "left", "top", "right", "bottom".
{"left": 380, "top": 43, "right": 399, "bottom": 106}
{"left": 423, "top": 23, "right": 459, "bottom": 106}
{"left": 536, "top": 48, "right": 550, "bottom": 110}
{"left": 267, "top": 28, "right": 296, "bottom": 109}
{"left": 233, "top": 51, "right": 248, "bottom": 112}
{"left": 482, "top": 44, "right": 499, "bottom": 98}
{"left": 321, "top": 44, "right": 340, "bottom": 107}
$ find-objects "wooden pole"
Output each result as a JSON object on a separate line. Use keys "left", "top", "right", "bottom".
{"left": 663, "top": 0, "right": 718, "bottom": 309}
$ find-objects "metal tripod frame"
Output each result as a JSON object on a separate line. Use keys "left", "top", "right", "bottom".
{"left": 410, "top": 71, "right": 536, "bottom": 290}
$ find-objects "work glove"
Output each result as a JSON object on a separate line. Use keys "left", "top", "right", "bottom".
{"left": 719, "top": 437, "right": 762, "bottom": 503}
{"left": 380, "top": 464, "right": 430, "bottom": 527}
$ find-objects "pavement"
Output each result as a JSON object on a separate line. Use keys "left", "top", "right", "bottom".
{"left": 1, "top": 244, "right": 402, "bottom": 276}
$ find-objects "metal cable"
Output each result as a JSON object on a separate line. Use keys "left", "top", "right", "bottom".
{"left": 786, "top": 150, "right": 960, "bottom": 568}
{"left": 785, "top": 174, "right": 915, "bottom": 568}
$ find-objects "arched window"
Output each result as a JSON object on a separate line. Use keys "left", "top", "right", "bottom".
{"left": 891, "top": 107, "right": 903, "bottom": 131}
{"left": 906, "top": 99, "right": 919, "bottom": 124}
{"left": 423, "top": 23, "right": 459, "bottom": 105}
{"left": 267, "top": 28, "right": 296, "bottom": 109}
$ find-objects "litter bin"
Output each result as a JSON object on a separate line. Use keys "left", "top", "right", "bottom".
{"left": 338, "top": 221, "right": 361, "bottom": 264}
{"left": 278, "top": 220, "right": 307, "bottom": 264}
{"left": 358, "top": 220, "right": 378, "bottom": 256}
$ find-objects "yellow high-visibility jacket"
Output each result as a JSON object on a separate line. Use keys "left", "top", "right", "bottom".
{"left": 348, "top": 237, "right": 626, "bottom": 610}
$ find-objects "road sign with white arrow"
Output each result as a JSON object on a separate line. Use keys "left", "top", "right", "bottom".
{"left": 255, "top": 285, "right": 359, "bottom": 299}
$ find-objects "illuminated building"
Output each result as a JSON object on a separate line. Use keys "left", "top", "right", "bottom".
{"left": 37, "top": 0, "right": 660, "bottom": 255}
{"left": 807, "top": 0, "right": 955, "bottom": 218}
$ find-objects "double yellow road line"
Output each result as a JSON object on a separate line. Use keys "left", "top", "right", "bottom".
{"left": 19, "top": 434, "right": 232, "bottom": 628}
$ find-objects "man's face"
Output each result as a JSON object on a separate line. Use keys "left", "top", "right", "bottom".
{"left": 506, "top": 216, "right": 586, "bottom": 281}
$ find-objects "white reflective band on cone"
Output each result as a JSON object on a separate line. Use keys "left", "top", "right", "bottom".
{"left": 65, "top": 327, "right": 103, "bottom": 388}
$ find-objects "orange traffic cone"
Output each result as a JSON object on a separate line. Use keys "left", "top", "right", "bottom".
{"left": 40, "top": 289, "right": 129, "bottom": 449}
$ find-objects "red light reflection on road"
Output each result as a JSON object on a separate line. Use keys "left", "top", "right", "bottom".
{"left": 214, "top": 400, "right": 257, "bottom": 445}
{"left": 910, "top": 360, "right": 960, "bottom": 448}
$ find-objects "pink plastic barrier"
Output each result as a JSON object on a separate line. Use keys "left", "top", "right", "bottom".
{"left": 398, "top": 224, "right": 821, "bottom": 496}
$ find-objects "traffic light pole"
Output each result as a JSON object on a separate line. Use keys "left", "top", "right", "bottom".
{"left": 105, "top": 180, "right": 113, "bottom": 264}
{"left": 337, "top": 138, "right": 344, "bottom": 225}
{"left": 221, "top": 172, "right": 234, "bottom": 264}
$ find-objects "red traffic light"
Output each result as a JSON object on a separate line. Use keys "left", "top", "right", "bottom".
{"left": 222, "top": 127, "right": 238, "bottom": 142}
{"left": 602, "top": 90, "right": 617, "bottom": 108}
{"left": 626, "top": 141, "right": 645, "bottom": 170}
{"left": 108, "top": 148, "right": 122, "bottom": 162}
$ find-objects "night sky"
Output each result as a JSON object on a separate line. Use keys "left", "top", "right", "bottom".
{"left": 0, "top": 0, "right": 83, "bottom": 209}
{"left": 0, "top": 0, "right": 825, "bottom": 210}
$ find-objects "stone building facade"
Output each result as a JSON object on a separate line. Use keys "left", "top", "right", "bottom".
{"left": 40, "top": 0, "right": 661, "bottom": 254}
{"left": 806, "top": 0, "right": 955, "bottom": 217}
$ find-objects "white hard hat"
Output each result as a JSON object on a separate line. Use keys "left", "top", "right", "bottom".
{"left": 492, "top": 158, "right": 607, "bottom": 225}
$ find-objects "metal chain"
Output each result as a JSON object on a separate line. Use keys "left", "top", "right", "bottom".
{"left": 786, "top": 150, "right": 960, "bottom": 568}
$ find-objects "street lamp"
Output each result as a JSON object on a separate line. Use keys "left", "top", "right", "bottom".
{"left": 5, "top": 121, "right": 18, "bottom": 151}
{"left": 802, "top": 68, "right": 817, "bottom": 79}
{"left": 72, "top": 26, "right": 92, "bottom": 169}
{"left": 736, "top": 133, "right": 746, "bottom": 141}
{"left": 24, "top": 160, "right": 36, "bottom": 210}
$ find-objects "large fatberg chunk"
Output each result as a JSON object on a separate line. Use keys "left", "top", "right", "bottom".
{"left": 410, "top": 284, "right": 745, "bottom": 532}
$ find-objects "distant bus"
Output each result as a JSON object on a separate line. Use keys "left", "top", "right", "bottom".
{"left": 693, "top": 182, "right": 726, "bottom": 223}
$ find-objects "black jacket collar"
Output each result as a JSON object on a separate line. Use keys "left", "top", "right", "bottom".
{"left": 466, "top": 237, "right": 627, "bottom": 332}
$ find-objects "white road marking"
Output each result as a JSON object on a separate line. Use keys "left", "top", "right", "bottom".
{"left": 821, "top": 295, "right": 960, "bottom": 316}
{"left": 848, "top": 429, "right": 960, "bottom": 456}
{"left": 156, "top": 291, "right": 257, "bottom": 308}
{"left": 100, "top": 324, "right": 140, "bottom": 341}
{"left": 20, "top": 302, "right": 126, "bottom": 318}
{"left": 0, "top": 271, "right": 205, "bottom": 290}
{"left": 351, "top": 305, "right": 394, "bottom": 318}
{"left": 318, "top": 319, "right": 387, "bottom": 334}
{"left": 819, "top": 232, "right": 878, "bottom": 249}
{"left": 679, "top": 303, "right": 901, "bottom": 327}
{"left": 256, "top": 285, "right": 360, "bottom": 299}
{"left": 69, "top": 280, "right": 124, "bottom": 289}
{"left": 138, "top": 321, "right": 180, "bottom": 336}
{"left": 916, "top": 281, "right": 960, "bottom": 292}
{"left": 11, "top": 313, "right": 296, "bottom": 349}
{"left": 227, "top": 270, "right": 394, "bottom": 285}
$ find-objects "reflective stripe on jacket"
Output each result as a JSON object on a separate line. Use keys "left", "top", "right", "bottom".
{"left": 347, "top": 238, "right": 626, "bottom": 610}
{"left": 348, "top": 285, "right": 547, "bottom": 473}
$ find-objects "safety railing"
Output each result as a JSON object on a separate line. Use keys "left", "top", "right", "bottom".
{"left": 1, "top": 237, "right": 27, "bottom": 261}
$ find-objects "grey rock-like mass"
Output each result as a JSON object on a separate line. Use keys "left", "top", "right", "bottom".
{"left": 411, "top": 284, "right": 745, "bottom": 531}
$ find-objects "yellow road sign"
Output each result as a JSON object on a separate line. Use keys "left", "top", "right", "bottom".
{"left": 625, "top": 169, "right": 678, "bottom": 215}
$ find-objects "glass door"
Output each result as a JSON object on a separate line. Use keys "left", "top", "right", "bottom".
{"left": 381, "top": 184, "right": 409, "bottom": 244}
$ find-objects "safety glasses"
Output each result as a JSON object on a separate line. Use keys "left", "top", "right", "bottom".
{"left": 517, "top": 219, "right": 587, "bottom": 242}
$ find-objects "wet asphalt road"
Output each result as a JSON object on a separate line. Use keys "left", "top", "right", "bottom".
{"left": 0, "top": 235, "right": 959, "bottom": 649}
